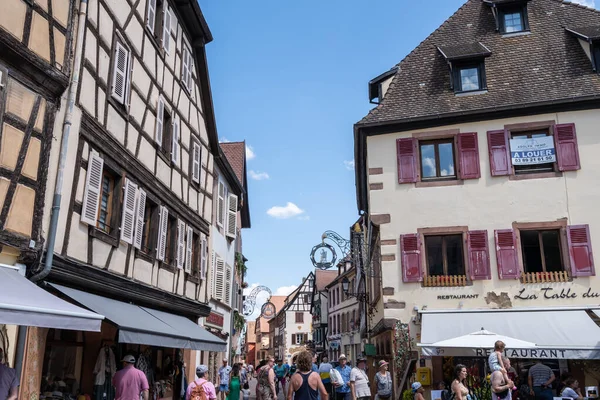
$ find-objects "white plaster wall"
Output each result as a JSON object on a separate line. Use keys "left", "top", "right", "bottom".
{"left": 366, "top": 109, "right": 600, "bottom": 324}
{"left": 284, "top": 310, "right": 312, "bottom": 361}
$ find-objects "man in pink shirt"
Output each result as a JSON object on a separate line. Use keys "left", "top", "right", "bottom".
{"left": 112, "top": 355, "right": 149, "bottom": 400}
{"left": 186, "top": 365, "right": 217, "bottom": 400}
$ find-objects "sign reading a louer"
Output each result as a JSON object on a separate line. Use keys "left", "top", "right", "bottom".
{"left": 509, "top": 136, "right": 556, "bottom": 165}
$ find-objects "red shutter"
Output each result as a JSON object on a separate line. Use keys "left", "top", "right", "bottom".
{"left": 400, "top": 234, "right": 422, "bottom": 282}
{"left": 495, "top": 229, "right": 520, "bottom": 279}
{"left": 458, "top": 132, "right": 481, "bottom": 179}
{"left": 567, "top": 224, "right": 595, "bottom": 277}
{"left": 468, "top": 230, "right": 490, "bottom": 280}
{"left": 555, "top": 123, "right": 581, "bottom": 171}
{"left": 487, "top": 130, "right": 510, "bottom": 176}
{"left": 396, "top": 138, "right": 418, "bottom": 183}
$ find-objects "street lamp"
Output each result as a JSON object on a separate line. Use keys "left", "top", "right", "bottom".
{"left": 341, "top": 276, "right": 368, "bottom": 302}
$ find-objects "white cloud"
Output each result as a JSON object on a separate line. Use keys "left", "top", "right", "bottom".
{"left": 569, "top": 0, "right": 595, "bottom": 7}
{"left": 266, "top": 202, "right": 304, "bottom": 219}
{"left": 441, "top": 164, "right": 455, "bottom": 177}
{"left": 275, "top": 285, "right": 298, "bottom": 296}
{"left": 220, "top": 137, "right": 231, "bottom": 143}
{"left": 246, "top": 145, "right": 256, "bottom": 160}
{"left": 249, "top": 170, "right": 270, "bottom": 180}
{"left": 298, "top": 216, "right": 311, "bottom": 221}
{"left": 423, "top": 157, "right": 435, "bottom": 176}
{"left": 344, "top": 160, "right": 355, "bottom": 171}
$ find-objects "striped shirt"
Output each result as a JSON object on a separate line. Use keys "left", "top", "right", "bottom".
{"left": 528, "top": 363, "right": 554, "bottom": 387}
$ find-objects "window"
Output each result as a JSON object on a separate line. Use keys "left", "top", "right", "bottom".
{"left": 294, "top": 334, "right": 302, "bottom": 345}
{"left": 295, "top": 312, "right": 304, "bottom": 323}
{"left": 191, "top": 140, "right": 202, "bottom": 184}
{"left": 97, "top": 170, "right": 115, "bottom": 233}
{"left": 510, "top": 130, "right": 555, "bottom": 175}
{"left": 520, "top": 230, "right": 564, "bottom": 273}
{"left": 164, "top": 214, "right": 177, "bottom": 266}
{"left": 110, "top": 39, "right": 130, "bottom": 105}
{"left": 138, "top": 196, "right": 158, "bottom": 255}
{"left": 419, "top": 139, "right": 456, "bottom": 180}
{"left": 304, "top": 294, "right": 310, "bottom": 303}
{"left": 425, "top": 234, "right": 465, "bottom": 277}
{"left": 453, "top": 63, "right": 485, "bottom": 93}
{"left": 498, "top": 6, "right": 528, "bottom": 34}
{"left": 190, "top": 231, "right": 200, "bottom": 275}
{"left": 146, "top": 0, "right": 172, "bottom": 53}
{"left": 161, "top": 108, "right": 172, "bottom": 156}
{"left": 182, "top": 45, "right": 193, "bottom": 91}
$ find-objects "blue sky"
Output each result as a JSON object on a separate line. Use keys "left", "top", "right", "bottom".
{"left": 198, "top": 0, "right": 596, "bottom": 314}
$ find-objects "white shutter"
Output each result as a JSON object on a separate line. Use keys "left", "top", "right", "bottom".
{"left": 81, "top": 152, "right": 104, "bottom": 225}
{"left": 214, "top": 257, "right": 225, "bottom": 300}
{"left": 133, "top": 188, "right": 146, "bottom": 250}
{"left": 226, "top": 193, "right": 238, "bottom": 239}
{"left": 224, "top": 264, "right": 232, "bottom": 305}
{"left": 111, "top": 42, "right": 129, "bottom": 104}
{"left": 162, "top": 5, "right": 171, "bottom": 54}
{"left": 171, "top": 117, "right": 180, "bottom": 164}
{"left": 182, "top": 47, "right": 191, "bottom": 90}
{"left": 176, "top": 219, "right": 185, "bottom": 269}
{"left": 155, "top": 96, "right": 164, "bottom": 144}
{"left": 120, "top": 178, "right": 138, "bottom": 244}
{"left": 217, "top": 181, "right": 225, "bottom": 227}
{"left": 185, "top": 226, "right": 193, "bottom": 273}
{"left": 201, "top": 236, "right": 207, "bottom": 279}
{"left": 192, "top": 141, "right": 201, "bottom": 183}
{"left": 157, "top": 206, "right": 168, "bottom": 261}
{"left": 146, "top": 0, "right": 156, "bottom": 34}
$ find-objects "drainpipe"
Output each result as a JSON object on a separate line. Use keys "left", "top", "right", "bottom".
{"left": 31, "top": 0, "right": 88, "bottom": 281}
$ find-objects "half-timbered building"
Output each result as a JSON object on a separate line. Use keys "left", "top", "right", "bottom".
{"left": 273, "top": 272, "right": 314, "bottom": 362}
{"left": 16, "top": 0, "right": 231, "bottom": 396}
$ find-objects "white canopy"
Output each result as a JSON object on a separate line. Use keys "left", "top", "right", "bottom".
{"left": 0, "top": 266, "right": 103, "bottom": 331}
{"left": 419, "top": 308, "right": 600, "bottom": 359}
{"left": 428, "top": 328, "right": 536, "bottom": 349}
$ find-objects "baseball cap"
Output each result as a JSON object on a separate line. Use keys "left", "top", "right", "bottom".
{"left": 412, "top": 382, "right": 422, "bottom": 392}
{"left": 196, "top": 365, "right": 208, "bottom": 374}
{"left": 121, "top": 355, "right": 135, "bottom": 363}
{"left": 339, "top": 354, "right": 347, "bottom": 360}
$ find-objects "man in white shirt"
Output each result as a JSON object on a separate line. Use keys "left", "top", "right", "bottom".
{"left": 349, "top": 357, "right": 370, "bottom": 400}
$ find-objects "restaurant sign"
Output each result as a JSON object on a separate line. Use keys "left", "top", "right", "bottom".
{"left": 421, "top": 346, "right": 600, "bottom": 360}
{"left": 510, "top": 136, "right": 556, "bottom": 165}
{"left": 206, "top": 311, "right": 224, "bottom": 328}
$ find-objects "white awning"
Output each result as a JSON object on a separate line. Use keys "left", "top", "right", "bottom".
{"left": 0, "top": 267, "right": 103, "bottom": 331}
{"left": 419, "top": 308, "right": 600, "bottom": 359}
{"left": 51, "top": 284, "right": 226, "bottom": 352}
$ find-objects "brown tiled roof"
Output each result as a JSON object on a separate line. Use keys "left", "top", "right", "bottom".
{"left": 358, "top": 0, "right": 600, "bottom": 126}
{"left": 315, "top": 270, "right": 338, "bottom": 291}
{"left": 567, "top": 25, "right": 600, "bottom": 39}
{"left": 258, "top": 295, "right": 286, "bottom": 333}
{"left": 437, "top": 42, "right": 491, "bottom": 61}
{"left": 220, "top": 142, "right": 246, "bottom": 187}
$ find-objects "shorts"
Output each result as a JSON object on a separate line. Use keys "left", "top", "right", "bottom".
{"left": 491, "top": 364, "right": 503, "bottom": 372}
{"left": 219, "top": 384, "right": 229, "bottom": 392}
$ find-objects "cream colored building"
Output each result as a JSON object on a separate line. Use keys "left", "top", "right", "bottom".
{"left": 355, "top": 0, "right": 600, "bottom": 394}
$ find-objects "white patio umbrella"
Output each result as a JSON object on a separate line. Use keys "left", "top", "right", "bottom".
{"left": 429, "top": 327, "right": 537, "bottom": 349}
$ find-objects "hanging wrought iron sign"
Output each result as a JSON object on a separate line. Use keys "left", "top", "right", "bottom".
{"left": 242, "top": 285, "right": 277, "bottom": 319}
{"left": 310, "top": 242, "right": 337, "bottom": 270}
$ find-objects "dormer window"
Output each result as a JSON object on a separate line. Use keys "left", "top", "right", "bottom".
{"left": 368, "top": 67, "right": 398, "bottom": 104}
{"left": 566, "top": 26, "right": 600, "bottom": 74}
{"left": 437, "top": 43, "right": 492, "bottom": 94}
{"left": 484, "top": 0, "right": 530, "bottom": 34}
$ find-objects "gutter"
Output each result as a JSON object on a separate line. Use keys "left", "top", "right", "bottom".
{"left": 31, "top": 0, "right": 88, "bottom": 282}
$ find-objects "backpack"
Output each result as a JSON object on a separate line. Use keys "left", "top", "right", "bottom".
{"left": 190, "top": 380, "right": 209, "bottom": 400}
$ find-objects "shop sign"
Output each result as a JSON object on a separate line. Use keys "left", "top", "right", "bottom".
{"left": 330, "top": 341, "right": 340, "bottom": 350}
{"left": 206, "top": 312, "right": 224, "bottom": 328}
{"left": 421, "top": 346, "right": 600, "bottom": 360}
{"left": 514, "top": 287, "right": 600, "bottom": 300}
{"left": 510, "top": 136, "right": 556, "bottom": 165}
{"left": 437, "top": 294, "right": 479, "bottom": 300}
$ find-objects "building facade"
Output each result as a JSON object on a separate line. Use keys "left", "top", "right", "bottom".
{"left": 355, "top": 0, "right": 600, "bottom": 393}
{"left": 310, "top": 270, "right": 337, "bottom": 359}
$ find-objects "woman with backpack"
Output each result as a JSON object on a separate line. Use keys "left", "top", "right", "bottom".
{"left": 186, "top": 365, "right": 217, "bottom": 400}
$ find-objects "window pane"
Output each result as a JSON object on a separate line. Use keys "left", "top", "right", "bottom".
{"left": 420, "top": 144, "right": 436, "bottom": 178}
{"left": 439, "top": 143, "right": 455, "bottom": 177}
{"left": 542, "top": 230, "right": 563, "bottom": 272}
{"left": 445, "top": 235, "right": 465, "bottom": 276}
{"left": 425, "top": 236, "right": 444, "bottom": 276}
{"left": 504, "top": 12, "right": 523, "bottom": 33}
{"left": 460, "top": 68, "right": 479, "bottom": 91}
{"left": 521, "top": 231, "right": 543, "bottom": 273}
{"left": 98, "top": 175, "right": 111, "bottom": 232}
